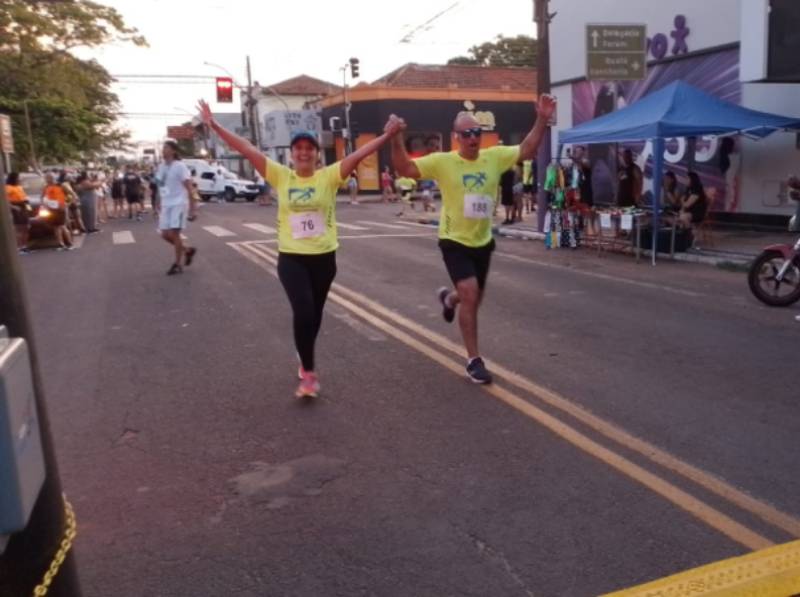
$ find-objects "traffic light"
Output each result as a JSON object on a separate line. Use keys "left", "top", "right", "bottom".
{"left": 349, "top": 57, "right": 360, "bottom": 79}
{"left": 216, "top": 77, "right": 234, "bottom": 103}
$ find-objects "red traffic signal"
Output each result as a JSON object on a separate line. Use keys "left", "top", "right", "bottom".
{"left": 216, "top": 77, "right": 234, "bottom": 103}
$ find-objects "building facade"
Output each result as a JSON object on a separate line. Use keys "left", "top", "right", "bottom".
{"left": 550, "top": 0, "right": 800, "bottom": 223}
{"left": 318, "top": 64, "right": 538, "bottom": 192}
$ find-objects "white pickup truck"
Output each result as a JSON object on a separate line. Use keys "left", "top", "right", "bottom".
{"left": 184, "top": 159, "right": 259, "bottom": 202}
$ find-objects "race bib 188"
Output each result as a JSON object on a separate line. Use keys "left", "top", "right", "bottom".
{"left": 289, "top": 211, "right": 325, "bottom": 239}
{"left": 464, "top": 194, "right": 492, "bottom": 219}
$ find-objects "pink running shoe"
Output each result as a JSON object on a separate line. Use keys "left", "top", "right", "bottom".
{"left": 295, "top": 371, "right": 320, "bottom": 399}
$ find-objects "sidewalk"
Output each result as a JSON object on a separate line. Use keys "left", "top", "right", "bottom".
{"left": 410, "top": 212, "right": 796, "bottom": 270}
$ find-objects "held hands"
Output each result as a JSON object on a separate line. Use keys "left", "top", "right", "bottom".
{"left": 197, "top": 99, "right": 215, "bottom": 128}
{"left": 536, "top": 94, "right": 557, "bottom": 122}
{"left": 384, "top": 114, "right": 407, "bottom": 137}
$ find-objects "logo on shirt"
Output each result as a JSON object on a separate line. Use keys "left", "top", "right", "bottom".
{"left": 288, "top": 187, "right": 315, "bottom": 202}
{"left": 462, "top": 172, "right": 487, "bottom": 191}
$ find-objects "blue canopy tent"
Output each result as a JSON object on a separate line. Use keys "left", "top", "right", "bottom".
{"left": 558, "top": 81, "right": 800, "bottom": 264}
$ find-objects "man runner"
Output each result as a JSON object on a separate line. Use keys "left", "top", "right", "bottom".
{"left": 156, "top": 140, "right": 197, "bottom": 275}
{"left": 389, "top": 95, "right": 556, "bottom": 384}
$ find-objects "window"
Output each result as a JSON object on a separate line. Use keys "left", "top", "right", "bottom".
{"left": 201, "top": 172, "right": 215, "bottom": 180}
{"left": 768, "top": 0, "right": 800, "bottom": 81}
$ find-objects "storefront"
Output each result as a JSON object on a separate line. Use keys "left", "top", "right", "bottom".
{"left": 549, "top": 0, "right": 800, "bottom": 225}
{"left": 317, "top": 64, "right": 537, "bottom": 192}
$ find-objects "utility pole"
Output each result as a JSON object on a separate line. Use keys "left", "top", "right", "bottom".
{"left": 245, "top": 55, "right": 260, "bottom": 150}
{"left": 534, "top": 0, "right": 553, "bottom": 232}
{"left": 0, "top": 155, "right": 82, "bottom": 596}
{"left": 22, "top": 100, "right": 39, "bottom": 173}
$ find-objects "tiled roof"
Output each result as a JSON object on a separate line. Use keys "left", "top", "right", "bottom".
{"left": 262, "top": 75, "right": 341, "bottom": 97}
{"left": 372, "top": 63, "right": 536, "bottom": 92}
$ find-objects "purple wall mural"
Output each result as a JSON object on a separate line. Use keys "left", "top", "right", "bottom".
{"left": 570, "top": 48, "right": 742, "bottom": 212}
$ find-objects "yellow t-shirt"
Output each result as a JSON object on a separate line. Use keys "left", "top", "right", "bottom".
{"left": 264, "top": 158, "right": 343, "bottom": 255}
{"left": 5, "top": 184, "right": 26, "bottom": 204}
{"left": 414, "top": 145, "right": 520, "bottom": 247}
{"left": 522, "top": 160, "right": 533, "bottom": 185}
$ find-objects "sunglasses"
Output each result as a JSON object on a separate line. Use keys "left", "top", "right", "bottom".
{"left": 458, "top": 127, "right": 483, "bottom": 139}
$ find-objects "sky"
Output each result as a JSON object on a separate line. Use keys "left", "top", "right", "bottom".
{"left": 76, "top": 0, "right": 535, "bottom": 143}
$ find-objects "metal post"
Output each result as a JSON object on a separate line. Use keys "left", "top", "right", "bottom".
{"left": 651, "top": 136, "right": 665, "bottom": 265}
{"left": 534, "top": 0, "right": 552, "bottom": 232}
{"left": 0, "top": 154, "right": 82, "bottom": 596}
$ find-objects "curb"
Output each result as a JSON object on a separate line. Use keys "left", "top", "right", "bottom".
{"left": 496, "top": 226, "right": 754, "bottom": 270}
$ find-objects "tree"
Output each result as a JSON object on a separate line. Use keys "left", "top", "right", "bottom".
{"left": 448, "top": 34, "right": 537, "bottom": 68}
{"left": 0, "top": 0, "right": 146, "bottom": 169}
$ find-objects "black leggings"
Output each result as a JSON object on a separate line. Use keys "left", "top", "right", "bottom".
{"left": 277, "top": 251, "right": 337, "bottom": 372}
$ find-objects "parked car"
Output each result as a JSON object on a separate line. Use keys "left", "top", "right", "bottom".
{"left": 184, "top": 159, "right": 259, "bottom": 202}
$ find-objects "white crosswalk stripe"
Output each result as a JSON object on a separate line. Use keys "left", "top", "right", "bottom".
{"left": 392, "top": 221, "right": 437, "bottom": 229}
{"left": 355, "top": 220, "right": 409, "bottom": 230}
{"left": 243, "top": 222, "right": 277, "bottom": 234}
{"left": 202, "top": 225, "right": 237, "bottom": 237}
{"left": 112, "top": 231, "right": 135, "bottom": 245}
{"left": 337, "top": 222, "right": 369, "bottom": 231}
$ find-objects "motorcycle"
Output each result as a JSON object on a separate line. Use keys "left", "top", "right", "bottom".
{"left": 748, "top": 235, "right": 800, "bottom": 306}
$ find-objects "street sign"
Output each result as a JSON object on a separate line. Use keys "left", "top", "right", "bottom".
{"left": 0, "top": 115, "right": 13, "bottom": 154}
{"left": 586, "top": 24, "right": 647, "bottom": 81}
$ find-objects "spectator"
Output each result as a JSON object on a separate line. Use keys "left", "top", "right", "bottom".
{"left": 42, "top": 172, "right": 73, "bottom": 250}
{"left": 788, "top": 175, "right": 800, "bottom": 232}
{"left": 59, "top": 171, "right": 85, "bottom": 235}
{"left": 573, "top": 147, "right": 593, "bottom": 208}
{"left": 123, "top": 165, "right": 143, "bottom": 221}
{"left": 5, "top": 172, "right": 31, "bottom": 253}
{"left": 255, "top": 171, "right": 272, "bottom": 206}
{"left": 110, "top": 170, "right": 125, "bottom": 218}
{"left": 617, "top": 148, "right": 643, "bottom": 208}
{"left": 512, "top": 166, "right": 524, "bottom": 223}
{"left": 500, "top": 167, "right": 515, "bottom": 225}
{"left": 348, "top": 172, "right": 359, "bottom": 205}
{"left": 96, "top": 170, "right": 109, "bottom": 224}
{"left": 662, "top": 171, "right": 681, "bottom": 214}
{"left": 75, "top": 171, "right": 102, "bottom": 233}
{"left": 679, "top": 171, "right": 708, "bottom": 229}
{"left": 522, "top": 159, "right": 535, "bottom": 214}
{"left": 381, "top": 166, "right": 395, "bottom": 203}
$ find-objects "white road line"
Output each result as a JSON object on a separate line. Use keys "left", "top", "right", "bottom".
{"left": 356, "top": 220, "right": 409, "bottom": 230}
{"left": 337, "top": 222, "right": 369, "bottom": 230}
{"left": 202, "top": 225, "right": 237, "bottom": 237}
{"left": 112, "top": 231, "right": 135, "bottom": 245}
{"left": 243, "top": 222, "right": 276, "bottom": 234}
{"left": 393, "top": 221, "right": 438, "bottom": 229}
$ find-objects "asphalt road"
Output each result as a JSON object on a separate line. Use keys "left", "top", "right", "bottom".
{"left": 17, "top": 197, "right": 800, "bottom": 596}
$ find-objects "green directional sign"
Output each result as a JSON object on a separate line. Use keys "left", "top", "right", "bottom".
{"left": 586, "top": 24, "right": 647, "bottom": 81}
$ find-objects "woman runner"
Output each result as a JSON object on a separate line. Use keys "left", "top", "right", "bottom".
{"left": 198, "top": 100, "right": 403, "bottom": 398}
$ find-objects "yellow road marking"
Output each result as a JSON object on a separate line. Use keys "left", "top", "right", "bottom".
{"left": 245, "top": 240, "right": 800, "bottom": 541}
{"left": 230, "top": 241, "right": 778, "bottom": 550}
{"left": 603, "top": 539, "right": 800, "bottom": 596}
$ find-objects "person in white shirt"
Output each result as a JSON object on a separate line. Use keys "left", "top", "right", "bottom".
{"left": 156, "top": 140, "right": 197, "bottom": 275}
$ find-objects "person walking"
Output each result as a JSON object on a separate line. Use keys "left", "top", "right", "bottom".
{"left": 111, "top": 171, "right": 125, "bottom": 218}
{"left": 348, "top": 172, "right": 359, "bottom": 205}
{"left": 155, "top": 140, "right": 198, "bottom": 275}
{"left": 96, "top": 171, "right": 109, "bottom": 224}
{"left": 59, "top": 171, "right": 85, "bottom": 236}
{"left": 381, "top": 166, "right": 395, "bottom": 203}
{"left": 198, "top": 99, "right": 402, "bottom": 398}
{"left": 389, "top": 94, "right": 557, "bottom": 384}
{"left": 123, "top": 165, "right": 143, "bottom": 221}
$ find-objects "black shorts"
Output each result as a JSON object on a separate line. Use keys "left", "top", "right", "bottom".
{"left": 11, "top": 205, "right": 29, "bottom": 226}
{"left": 523, "top": 184, "right": 534, "bottom": 194}
{"left": 439, "top": 239, "right": 495, "bottom": 290}
{"left": 126, "top": 195, "right": 142, "bottom": 205}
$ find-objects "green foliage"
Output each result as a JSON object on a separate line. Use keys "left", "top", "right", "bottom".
{"left": 448, "top": 34, "right": 537, "bottom": 68}
{"left": 0, "top": 0, "right": 147, "bottom": 169}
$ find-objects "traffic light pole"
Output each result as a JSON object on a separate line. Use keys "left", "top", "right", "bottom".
{"left": 342, "top": 66, "right": 352, "bottom": 155}
{"left": 0, "top": 153, "right": 82, "bottom": 596}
